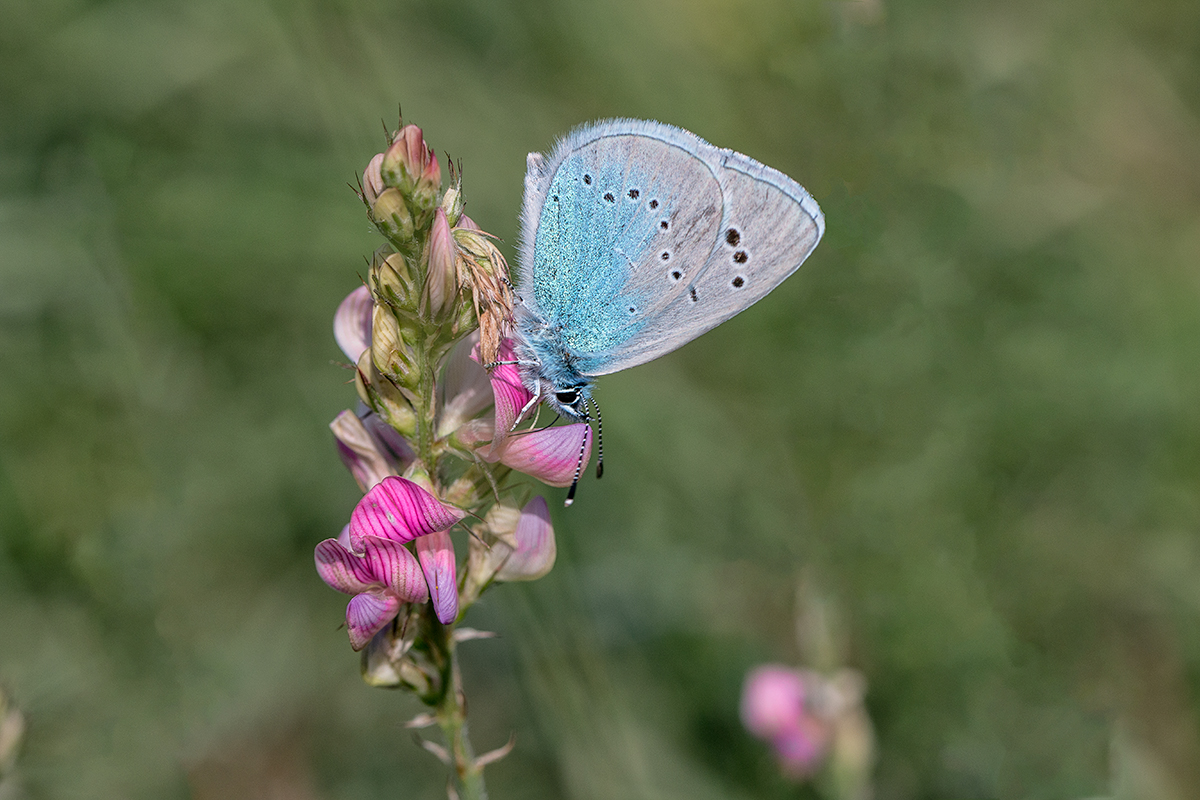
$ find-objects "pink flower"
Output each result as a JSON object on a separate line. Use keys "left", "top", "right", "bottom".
{"left": 494, "top": 496, "right": 556, "bottom": 581}
{"left": 348, "top": 476, "right": 466, "bottom": 624}
{"left": 315, "top": 526, "right": 429, "bottom": 650}
{"left": 333, "top": 285, "right": 373, "bottom": 364}
{"left": 469, "top": 339, "right": 593, "bottom": 489}
{"left": 331, "top": 408, "right": 413, "bottom": 492}
{"left": 741, "top": 665, "right": 831, "bottom": 778}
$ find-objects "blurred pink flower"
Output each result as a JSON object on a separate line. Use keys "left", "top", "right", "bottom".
{"left": 741, "top": 665, "right": 831, "bottom": 778}
{"left": 315, "top": 526, "right": 429, "bottom": 650}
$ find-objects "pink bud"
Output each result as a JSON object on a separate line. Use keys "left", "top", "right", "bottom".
{"left": 380, "top": 125, "right": 441, "bottom": 211}
{"left": 362, "top": 152, "right": 385, "bottom": 205}
{"left": 424, "top": 207, "right": 458, "bottom": 318}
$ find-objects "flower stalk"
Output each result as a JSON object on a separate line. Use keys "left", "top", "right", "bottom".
{"left": 319, "top": 117, "right": 587, "bottom": 799}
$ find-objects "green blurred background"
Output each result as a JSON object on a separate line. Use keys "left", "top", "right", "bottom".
{"left": 3, "top": 0, "right": 1200, "bottom": 797}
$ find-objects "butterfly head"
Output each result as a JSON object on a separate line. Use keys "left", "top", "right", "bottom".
{"left": 545, "top": 384, "right": 590, "bottom": 420}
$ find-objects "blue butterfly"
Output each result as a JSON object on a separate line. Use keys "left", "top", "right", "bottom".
{"left": 510, "top": 119, "right": 824, "bottom": 495}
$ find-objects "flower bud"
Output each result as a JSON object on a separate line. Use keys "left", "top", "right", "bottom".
{"left": 371, "top": 250, "right": 413, "bottom": 308}
{"left": 440, "top": 185, "right": 464, "bottom": 227}
{"left": 372, "top": 303, "right": 410, "bottom": 378}
{"left": 370, "top": 188, "right": 415, "bottom": 244}
{"left": 380, "top": 124, "right": 441, "bottom": 218}
{"left": 357, "top": 349, "right": 417, "bottom": 436}
{"left": 362, "top": 152, "right": 385, "bottom": 205}
{"left": 423, "top": 207, "right": 459, "bottom": 320}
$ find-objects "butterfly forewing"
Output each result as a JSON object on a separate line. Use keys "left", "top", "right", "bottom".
{"left": 584, "top": 143, "right": 823, "bottom": 376}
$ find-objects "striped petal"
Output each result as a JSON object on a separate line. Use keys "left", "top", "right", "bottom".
{"left": 334, "top": 285, "right": 373, "bottom": 363}
{"left": 346, "top": 589, "right": 400, "bottom": 651}
{"left": 495, "top": 496, "right": 556, "bottom": 581}
{"left": 472, "top": 338, "right": 532, "bottom": 448}
{"left": 415, "top": 529, "right": 458, "bottom": 624}
{"left": 494, "top": 423, "right": 592, "bottom": 487}
{"left": 359, "top": 536, "right": 429, "bottom": 603}
{"left": 349, "top": 476, "right": 465, "bottom": 553}
{"left": 315, "top": 536, "right": 377, "bottom": 595}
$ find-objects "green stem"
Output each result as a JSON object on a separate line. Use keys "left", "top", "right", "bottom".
{"left": 431, "top": 619, "right": 487, "bottom": 800}
{"left": 413, "top": 338, "right": 439, "bottom": 477}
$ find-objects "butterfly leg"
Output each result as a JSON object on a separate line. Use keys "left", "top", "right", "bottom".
{"left": 514, "top": 386, "right": 542, "bottom": 431}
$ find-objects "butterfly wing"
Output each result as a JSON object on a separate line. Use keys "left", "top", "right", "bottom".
{"left": 518, "top": 119, "right": 823, "bottom": 377}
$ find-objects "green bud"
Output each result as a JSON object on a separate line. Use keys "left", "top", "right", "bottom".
{"left": 371, "top": 303, "right": 408, "bottom": 378}
{"left": 370, "top": 188, "right": 414, "bottom": 244}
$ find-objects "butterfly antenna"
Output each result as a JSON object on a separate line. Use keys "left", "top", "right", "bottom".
{"left": 564, "top": 421, "right": 592, "bottom": 507}
{"left": 588, "top": 397, "right": 604, "bottom": 479}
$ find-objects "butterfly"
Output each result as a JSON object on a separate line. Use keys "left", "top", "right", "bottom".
{"left": 509, "top": 119, "right": 824, "bottom": 494}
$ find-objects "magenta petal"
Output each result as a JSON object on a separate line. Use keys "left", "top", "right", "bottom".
{"left": 496, "top": 496, "right": 556, "bottom": 581}
{"left": 349, "top": 476, "right": 465, "bottom": 553}
{"left": 346, "top": 589, "right": 400, "bottom": 651}
{"left": 496, "top": 423, "right": 592, "bottom": 487}
{"left": 359, "top": 536, "right": 429, "bottom": 603}
{"left": 415, "top": 530, "right": 458, "bottom": 624}
{"left": 334, "top": 285, "right": 373, "bottom": 363}
{"left": 490, "top": 370, "right": 533, "bottom": 442}
{"left": 315, "top": 537, "right": 377, "bottom": 594}
{"left": 471, "top": 339, "right": 533, "bottom": 443}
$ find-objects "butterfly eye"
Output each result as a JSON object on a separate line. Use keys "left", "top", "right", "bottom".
{"left": 555, "top": 389, "right": 579, "bottom": 405}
